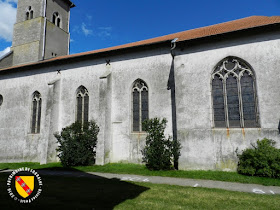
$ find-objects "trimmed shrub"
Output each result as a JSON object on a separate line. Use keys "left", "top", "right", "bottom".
{"left": 237, "top": 138, "right": 280, "bottom": 178}
{"left": 54, "top": 120, "right": 99, "bottom": 167}
{"left": 141, "top": 118, "right": 181, "bottom": 170}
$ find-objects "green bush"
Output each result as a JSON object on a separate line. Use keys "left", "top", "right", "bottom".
{"left": 54, "top": 120, "right": 99, "bottom": 167}
{"left": 141, "top": 118, "right": 181, "bottom": 170}
{"left": 237, "top": 138, "right": 280, "bottom": 178}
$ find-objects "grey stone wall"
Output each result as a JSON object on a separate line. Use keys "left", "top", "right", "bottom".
{"left": 0, "top": 47, "right": 173, "bottom": 165}
{"left": 44, "top": 20, "right": 69, "bottom": 59}
{"left": 46, "top": 0, "right": 70, "bottom": 32}
{"left": 16, "top": 0, "right": 44, "bottom": 23}
{"left": 12, "top": 40, "right": 42, "bottom": 66}
{"left": 1, "top": 27, "right": 280, "bottom": 171}
{"left": 12, "top": 0, "right": 45, "bottom": 66}
{"left": 12, "top": 17, "right": 44, "bottom": 47}
{"left": 0, "top": 52, "right": 13, "bottom": 69}
{"left": 175, "top": 30, "right": 280, "bottom": 171}
{"left": 11, "top": 0, "right": 70, "bottom": 66}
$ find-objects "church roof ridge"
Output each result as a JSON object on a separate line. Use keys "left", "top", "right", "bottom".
{"left": 1, "top": 15, "right": 280, "bottom": 72}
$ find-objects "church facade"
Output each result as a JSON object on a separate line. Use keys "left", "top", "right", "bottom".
{"left": 0, "top": 0, "right": 280, "bottom": 171}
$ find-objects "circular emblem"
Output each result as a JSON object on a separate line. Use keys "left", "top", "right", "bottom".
{"left": 7, "top": 167, "right": 43, "bottom": 203}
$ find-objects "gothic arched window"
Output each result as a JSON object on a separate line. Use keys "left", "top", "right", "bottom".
{"left": 211, "top": 57, "right": 259, "bottom": 128}
{"left": 132, "top": 79, "right": 149, "bottom": 132}
{"left": 76, "top": 86, "right": 89, "bottom": 124}
{"left": 0, "top": 95, "right": 3, "bottom": 106}
{"left": 52, "top": 12, "right": 61, "bottom": 28}
{"left": 26, "top": 6, "right": 34, "bottom": 20}
{"left": 31, "top": 91, "right": 42, "bottom": 134}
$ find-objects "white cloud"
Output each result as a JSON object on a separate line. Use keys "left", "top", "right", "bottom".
{"left": 86, "top": 15, "right": 92, "bottom": 20}
{"left": 81, "top": 23, "right": 93, "bottom": 36}
{"left": 0, "top": 0, "right": 17, "bottom": 42}
{"left": 0, "top": 46, "right": 11, "bottom": 59}
{"left": 98, "top": 27, "right": 112, "bottom": 31}
{"left": 98, "top": 27, "right": 112, "bottom": 37}
{"left": 6, "top": 0, "right": 17, "bottom": 3}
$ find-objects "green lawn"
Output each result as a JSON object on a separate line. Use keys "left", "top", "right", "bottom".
{"left": 1, "top": 162, "right": 280, "bottom": 187}
{"left": 0, "top": 170, "right": 279, "bottom": 210}
{"left": 115, "top": 182, "right": 280, "bottom": 210}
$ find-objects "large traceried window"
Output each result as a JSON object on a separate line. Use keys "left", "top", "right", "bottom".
{"left": 31, "top": 91, "right": 42, "bottom": 134}
{"left": 76, "top": 86, "right": 89, "bottom": 124}
{"left": 132, "top": 79, "right": 149, "bottom": 132}
{"left": 211, "top": 57, "right": 259, "bottom": 128}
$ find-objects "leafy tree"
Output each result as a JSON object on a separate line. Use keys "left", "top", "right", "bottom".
{"left": 237, "top": 138, "right": 280, "bottom": 178}
{"left": 141, "top": 118, "right": 181, "bottom": 170}
{"left": 54, "top": 120, "right": 99, "bottom": 167}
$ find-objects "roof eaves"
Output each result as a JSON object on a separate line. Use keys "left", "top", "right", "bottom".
{"left": 0, "top": 50, "right": 13, "bottom": 61}
{"left": 62, "top": 0, "right": 75, "bottom": 8}
{"left": 176, "top": 21, "right": 280, "bottom": 43}
{"left": 0, "top": 39, "right": 171, "bottom": 72}
{"left": 1, "top": 17, "right": 280, "bottom": 73}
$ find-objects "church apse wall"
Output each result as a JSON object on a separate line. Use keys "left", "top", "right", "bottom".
{"left": 175, "top": 30, "right": 280, "bottom": 171}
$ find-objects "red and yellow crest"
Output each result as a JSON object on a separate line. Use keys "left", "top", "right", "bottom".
{"left": 15, "top": 176, "right": 34, "bottom": 198}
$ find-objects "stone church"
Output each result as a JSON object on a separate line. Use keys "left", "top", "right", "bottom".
{"left": 0, "top": 0, "right": 280, "bottom": 171}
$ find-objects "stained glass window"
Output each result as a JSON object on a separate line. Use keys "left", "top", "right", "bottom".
{"left": 76, "top": 86, "right": 89, "bottom": 125}
{"left": 31, "top": 91, "right": 41, "bottom": 133}
{"left": 241, "top": 72, "right": 257, "bottom": 127}
{"left": 212, "top": 57, "right": 259, "bottom": 128}
{"left": 0, "top": 95, "right": 3, "bottom": 106}
{"left": 226, "top": 74, "right": 240, "bottom": 127}
{"left": 212, "top": 76, "right": 226, "bottom": 127}
{"left": 132, "top": 79, "right": 149, "bottom": 132}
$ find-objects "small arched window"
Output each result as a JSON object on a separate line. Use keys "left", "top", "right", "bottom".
{"left": 132, "top": 79, "right": 149, "bottom": 132}
{"left": 31, "top": 91, "right": 42, "bottom": 134}
{"left": 52, "top": 12, "right": 61, "bottom": 28}
{"left": 76, "top": 86, "right": 89, "bottom": 124}
{"left": 0, "top": 95, "right": 3, "bottom": 106}
{"left": 211, "top": 57, "right": 259, "bottom": 128}
{"left": 26, "top": 6, "right": 34, "bottom": 20}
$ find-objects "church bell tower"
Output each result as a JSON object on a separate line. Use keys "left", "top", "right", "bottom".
{"left": 11, "top": 0, "right": 75, "bottom": 66}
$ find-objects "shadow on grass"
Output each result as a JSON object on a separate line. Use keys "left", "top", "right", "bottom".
{"left": 0, "top": 167, "right": 149, "bottom": 210}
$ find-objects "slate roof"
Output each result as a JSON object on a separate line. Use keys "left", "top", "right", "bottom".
{"left": 1, "top": 16, "right": 280, "bottom": 71}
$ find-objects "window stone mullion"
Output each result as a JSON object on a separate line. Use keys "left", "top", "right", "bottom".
{"left": 223, "top": 78, "right": 229, "bottom": 128}
{"left": 237, "top": 75, "right": 245, "bottom": 128}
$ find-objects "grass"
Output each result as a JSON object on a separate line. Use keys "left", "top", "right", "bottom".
{"left": 115, "top": 182, "right": 280, "bottom": 210}
{"left": 0, "top": 162, "right": 61, "bottom": 170}
{"left": 0, "top": 170, "right": 279, "bottom": 210}
{"left": 1, "top": 162, "right": 280, "bottom": 187}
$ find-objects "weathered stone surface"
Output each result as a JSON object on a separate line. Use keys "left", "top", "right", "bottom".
{"left": 11, "top": 0, "right": 71, "bottom": 66}
{"left": 1, "top": 1, "right": 280, "bottom": 171}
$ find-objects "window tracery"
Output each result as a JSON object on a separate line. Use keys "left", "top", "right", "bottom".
{"left": 26, "top": 6, "right": 34, "bottom": 20}
{"left": 211, "top": 57, "right": 259, "bottom": 128}
{"left": 31, "top": 91, "right": 42, "bottom": 133}
{"left": 52, "top": 12, "right": 61, "bottom": 28}
{"left": 76, "top": 86, "right": 89, "bottom": 124}
{"left": 132, "top": 79, "right": 149, "bottom": 132}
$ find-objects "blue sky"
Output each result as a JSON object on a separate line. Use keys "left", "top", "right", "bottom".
{"left": 0, "top": 0, "right": 280, "bottom": 57}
